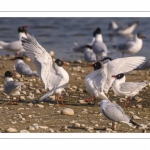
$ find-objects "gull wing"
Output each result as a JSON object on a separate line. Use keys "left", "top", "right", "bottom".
{"left": 21, "top": 34, "right": 62, "bottom": 90}
{"left": 4, "top": 81, "right": 21, "bottom": 94}
{"left": 104, "top": 56, "right": 145, "bottom": 93}
{"left": 120, "top": 82, "right": 147, "bottom": 93}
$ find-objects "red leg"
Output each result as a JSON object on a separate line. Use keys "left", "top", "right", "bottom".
{"left": 123, "top": 97, "right": 130, "bottom": 108}
{"left": 84, "top": 96, "right": 95, "bottom": 103}
{"left": 58, "top": 95, "right": 65, "bottom": 106}
{"left": 55, "top": 95, "right": 59, "bottom": 105}
{"left": 7, "top": 97, "right": 12, "bottom": 105}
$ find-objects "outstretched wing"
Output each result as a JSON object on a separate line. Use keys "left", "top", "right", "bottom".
{"left": 104, "top": 56, "right": 146, "bottom": 93}
{"left": 21, "top": 34, "right": 62, "bottom": 90}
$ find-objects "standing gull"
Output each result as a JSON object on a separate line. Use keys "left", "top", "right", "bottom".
{"left": 100, "top": 99, "right": 140, "bottom": 130}
{"left": 3, "top": 71, "right": 21, "bottom": 105}
{"left": 112, "top": 73, "right": 147, "bottom": 107}
{"left": 92, "top": 28, "right": 107, "bottom": 60}
{"left": 115, "top": 33, "right": 146, "bottom": 57}
{"left": 21, "top": 34, "right": 69, "bottom": 105}
{"left": 0, "top": 26, "right": 28, "bottom": 55}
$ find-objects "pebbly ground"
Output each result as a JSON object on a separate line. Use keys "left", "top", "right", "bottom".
{"left": 0, "top": 55, "right": 150, "bottom": 133}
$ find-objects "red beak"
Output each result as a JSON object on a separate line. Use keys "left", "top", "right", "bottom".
{"left": 63, "top": 62, "right": 69, "bottom": 66}
{"left": 87, "top": 64, "right": 93, "bottom": 67}
{"left": 12, "top": 73, "right": 16, "bottom": 76}
{"left": 112, "top": 75, "right": 116, "bottom": 78}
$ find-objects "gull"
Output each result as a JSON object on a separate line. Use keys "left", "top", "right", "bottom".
{"left": 135, "top": 58, "right": 150, "bottom": 70}
{"left": 108, "top": 20, "right": 139, "bottom": 35}
{"left": 71, "top": 30, "right": 96, "bottom": 53}
{"left": 3, "top": 71, "right": 21, "bottom": 105}
{"left": 21, "top": 34, "right": 69, "bottom": 105}
{"left": 112, "top": 73, "right": 147, "bottom": 107}
{"left": 84, "top": 56, "right": 145, "bottom": 104}
{"left": 100, "top": 99, "right": 140, "bottom": 130}
{"left": 92, "top": 28, "right": 107, "bottom": 60}
{"left": 0, "top": 26, "right": 28, "bottom": 55}
{"left": 83, "top": 45, "right": 96, "bottom": 62}
{"left": 115, "top": 33, "right": 146, "bottom": 57}
{"left": 10, "top": 55, "right": 38, "bottom": 77}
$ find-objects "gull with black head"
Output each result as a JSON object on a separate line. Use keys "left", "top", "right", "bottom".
{"left": 21, "top": 34, "right": 69, "bottom": 105}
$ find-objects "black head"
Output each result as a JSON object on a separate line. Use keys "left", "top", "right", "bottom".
{"left": 137, "top": 33, "right": 146, "bottom": 39}
{"left": 94, "top": 27, "right": 101, "bottom": 35}
{"left": 84, "top": 45, "right": 92, "bottom": 49}
{"left": 5, "top": 71, "right": 13, "bottom": 77}
{"left": 55, "top": 59, "right": 64, "bottom": 67}
{"left": 18, "top": 26, "right": 28, "bottom": 34}
{"left": 92, "top": 61, "right": 102, "bottom": 70}
{"left": 112, "top": 73, "right": 124, "bottom": 79}
{"left": 101, "top": 57, "right": 112, "bottom": 61}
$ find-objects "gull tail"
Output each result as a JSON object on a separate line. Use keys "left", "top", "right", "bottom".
{"left": 129, "top": 120, "right": 140, "bottom": 128}
{"left": 39, "top": 90, "right": 54, "bottom": 101}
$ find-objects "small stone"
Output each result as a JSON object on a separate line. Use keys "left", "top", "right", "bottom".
{"left": 22, "top": 91, "right": 27, "bottom": 95}
{"left": 6, "top": 127, "right": 17, "bottom": 133}
{"left": 39, "top": 126, "right": 49, "bottom": 130}
{"left": 135, "top": 96, "right": 143, "bottom": 102}
{"left": 76, "top": 77, "right": 81, "bottom": 80}
{"left": 49, "top": 128, "right": 55, "bottom": 133}
{"left": 136, "top": 104, "right": 142, "bottom": 108}
{"left": 80, "top": 124, "right": 86, "bottom": 128}
{"left": 61, "top": 125, "right": 68, "bottom": 131}
{"left": 119, "top": 98, "right": 126, "bottom": 103}
{"left": 17, "top": 108, "right": 24, "bottom": 110}
{"left": 32, "top": 123, "right": 39, "bottom": 129}
{"left": 28, "top": 126, "right": 35, "bottom": 131}
{"left": 0, "top": 87, "right": 4, "bottom": 92}
{"left": 28, "top": 103, "right": 33, "bottom": 107}
{"left": 25, "top": 57, "right": 31, "bottom": 62}
{"left": 35, "top": 89, "right": 41, "bottom": 94}
{"left": 37, "top": 104, "right": 44, "bottom": 108}
{"left": 72, "top": 123, "right": 80, "bottom": 128}
{"left": 61, "top": 108, "right": 74, "bottom": 115}
{"left": 20, "top": 130, "right": 30, "bottom": 133}
{"left": 78, "top": 100, "right": 87, "bottom": 104}
{"left": 56, "top": 111, "right": 61, "bottom": 114}
{"left": 20, "top": 96, "right": 25, "bottom": 100}
{"left": 26, "top": 95, "right": 33, "bottom": 100}
{"left": 132, "top": 114, "right": 141, "bottom": 120}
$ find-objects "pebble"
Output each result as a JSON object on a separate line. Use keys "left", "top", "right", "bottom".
{"left": 0, "top": 87, "right": 4, "bottom": 92}
{"left": 49, "top": 128, "right": 55, "bottom": 133}
{"left": 76, "top": 77, "right": 81, "bottom": 80}
{"left": 132, "top": 114, "right": 141, "bottom": 120}
{"left": 18, "top": 108, "right": 24, "bottom": 110}
{"left": 32, "top": 123, "right": 39, "bottom": 129}
{"left": 5, "top": 127, "right": 17, "bottom": 133}
{"left": 25, "top": 57, "right": 31, "bottom": 62}
{"left": 28, "top": 103, "right": 33, "bottom": 107}
{"left": 37, "top": 104, "right": 44, "bottom": 108}
{"left": 61, "top": 125, "right": 68, "bottom": 131}
{"left": 80, "top": 124, "right": 86, "bottom": 128}
{"left": 119, "top": 98, "right": 126, "bottom": 103}
{"left": 20, "top": 96, "right": 25, "bottom": 100}
{"left": 72, "top": 123, "right": 80, "bottom": 128}
{"left": 136, "top": 104, "right": 142, "bottom": 108}
{"left": 135, "top": 96, "right": 143, "bottom": 102}
{"left": 28, "top": 126, "right": 35, "bottom": 131}
{"left": 22, "top": 91, "right": 27, "bottom": 95}
{"left": 26, "top": 95, "right": 33, "bottom": 100}
{"left": 39, "top": 126, "right": 49, "bottom": 130}
{"left": 61, "top": 108, "right": 74, "bottom": 115}
{"left": 35, "top": 89, "right": 41, "bottom": 94}
{"left": 20, "top": 130, "right": 30, "bottom": 133}
{"left": 78, "top": 100, "right": 87, "bottom": 104}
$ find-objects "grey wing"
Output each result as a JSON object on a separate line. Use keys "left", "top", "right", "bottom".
{"left": 102, "top": 103, "right": 130, "bottom": 122}
{"left": 117, "top": 41, "right": 133, "bottom": 51}
{"left": 104, "top": 56, "right": 146, "bottom": 92}
{"left": 84, "top": 50, "right": 96, "bottom": 62}
{"left": 16, "top": 63, "right": 33, "bottom": 76}
{"left": 21, "top": 34, "right": 61, "bottom": 90}
{"left": 4, "top": 81, "right": 21, "bottom": 94}
{"left": 120, "top": 82, "right": 147, "bottom": 93}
